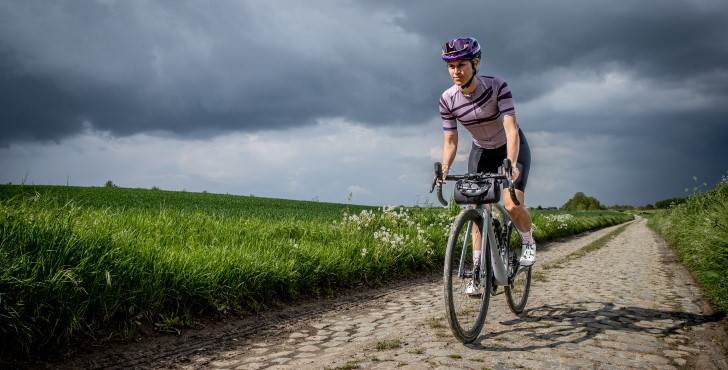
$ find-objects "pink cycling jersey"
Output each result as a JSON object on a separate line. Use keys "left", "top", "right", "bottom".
{"left": 439, "top": 75, "right": 515, "bottom": 149}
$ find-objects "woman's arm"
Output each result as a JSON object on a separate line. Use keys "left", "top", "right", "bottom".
{"left": 441, "top": 131, "right": 458, "bottom": 180}
{"left": 503, "top": 115, "right": 520, "bottom": 180}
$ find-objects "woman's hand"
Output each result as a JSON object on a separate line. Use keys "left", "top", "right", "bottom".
{"left": 510, "top": 164, "right": 520, "bottom": 183}
{"left": 436, "top": 166, "right": 449, "bottom": 185}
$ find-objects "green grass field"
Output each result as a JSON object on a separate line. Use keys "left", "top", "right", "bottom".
{"left": 0, "top": 184, "right": 375, "bottom": 221}
{"left": 648, "top": 178, "right": 728, "bottom": 313}
{"left": 0, "top": 185, "right": 632, "bottom": 357}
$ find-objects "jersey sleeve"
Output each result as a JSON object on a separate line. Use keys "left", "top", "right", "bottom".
{"left": 439, "top": 95, "right": 457, "bottom": 131}
{"left": 496, "top": 78, "right": 516, "bottom": 117}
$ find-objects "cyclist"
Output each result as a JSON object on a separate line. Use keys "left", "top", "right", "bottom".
{"left": 437, "top": 37, "right": 536, "bottom": 295}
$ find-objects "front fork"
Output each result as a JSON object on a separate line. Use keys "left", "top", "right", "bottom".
{"left": 485, "top": 209, "right": 511, "bottom": 286}
{"left": 457, "top": 221, "right": 472, "bottom": 279}
{"left": 457, "top": 207, "right": 510, "bottom": 286}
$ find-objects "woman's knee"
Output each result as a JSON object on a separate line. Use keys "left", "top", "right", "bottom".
{"left": 505, "top": 201, "right": 520, "bottom": 214}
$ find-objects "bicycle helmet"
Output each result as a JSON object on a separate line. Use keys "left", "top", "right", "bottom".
{"left": 441, "top": 37, "right": 482, "bottom": 89}
{"left": 441, "top": 37, "right": 482, "bottom": 62}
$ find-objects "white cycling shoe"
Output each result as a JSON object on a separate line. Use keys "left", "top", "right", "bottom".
{"left": 464, "top": 280, "right": 481, "bottom": 296}
{"left": 519, "top": 242, "right": 537, "bottom": 266}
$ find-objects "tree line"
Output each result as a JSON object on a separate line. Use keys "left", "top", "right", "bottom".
{"left": 532, "top": 192, "right": 687, "bottom": 211}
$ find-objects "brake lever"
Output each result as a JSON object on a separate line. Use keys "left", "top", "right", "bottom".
{"left": 502, "top": 158, "right": 520, "bottom": 206}
{"left": 432, "top": 162, "right": 448, "bottom": 207}
{"left": 431, "top": 162, "right": 443, "bottom": 193}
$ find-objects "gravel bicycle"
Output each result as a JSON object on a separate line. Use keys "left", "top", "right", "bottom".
{"left": 430, "top": 159, "right": 532, "bottom": 343}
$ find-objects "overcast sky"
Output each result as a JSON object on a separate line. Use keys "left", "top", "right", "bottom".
{"left": 1, "top": 0, "right": 727, "bottom": 207}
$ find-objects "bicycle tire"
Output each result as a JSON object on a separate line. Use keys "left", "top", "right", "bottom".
{"left": 504, "top": 218, "right": 532, "bottom": 315}
{"left": 443, "top": 208, "right": 492, "bottom": 343}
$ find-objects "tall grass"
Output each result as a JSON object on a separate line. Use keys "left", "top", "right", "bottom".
{"left": 649, "top": 177, "right": 728, "bottom": 312}
{"left": 0, "top": 186, "right": 632, "bottom": 358}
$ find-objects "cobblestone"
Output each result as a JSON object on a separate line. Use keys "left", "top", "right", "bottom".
{"left": 54, "top": 219, "right": 728, "bottom": 369}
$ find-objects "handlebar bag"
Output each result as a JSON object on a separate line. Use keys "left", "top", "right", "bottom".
{"left": 453, "top": 179, "right": 501, "bottom": 205}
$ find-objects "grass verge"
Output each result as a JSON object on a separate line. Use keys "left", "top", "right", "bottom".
{"left": 648, "top": 178, "right": 728, "bottom": 313}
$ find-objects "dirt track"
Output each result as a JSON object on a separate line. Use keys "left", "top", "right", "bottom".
{"left": 50, "top": 218, "right": 727, "bottom": 369}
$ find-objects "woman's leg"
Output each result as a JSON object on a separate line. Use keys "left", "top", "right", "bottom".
{"left": 508, "top": 130, "right": 536, "bottom": 265}
{"left": 504, "top": 188, "right": 531, "bottom": 232}
{"left": 506, "top": 129, "right": 532, "bottom": 232}
{"left": 467, "top": 145, "right": 485, "bottom": 263}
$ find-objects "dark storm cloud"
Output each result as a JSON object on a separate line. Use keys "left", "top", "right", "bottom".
{"left": 1, "top": 0, "right": 727, "bottom": 151}
{"left": 0, "top": 1, "right": 440, "bottom": 144}
{"left": 375, "top": 0, "right": 728, "bottom": 101}
{"left": 596, "top": 113, "right": 728, "bottom": 205}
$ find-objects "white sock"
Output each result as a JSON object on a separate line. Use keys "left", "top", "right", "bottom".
{"left": 473, "top": 249, "right": 481, "bottom": 265}
{"left": 519, "top": 227, "right": 535, "bottom": 245}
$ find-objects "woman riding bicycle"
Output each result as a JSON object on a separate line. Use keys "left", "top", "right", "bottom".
{"left": 437, "top": 37, "right": 536, "bottom": 294}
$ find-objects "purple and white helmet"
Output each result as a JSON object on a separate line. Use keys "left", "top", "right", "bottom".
{"left": 441, "top": 37, "right": 482, "bottom": 62}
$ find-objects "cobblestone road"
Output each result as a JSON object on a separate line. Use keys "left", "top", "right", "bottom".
{"left": 59, "top": 219, "right": 727, "bottom": 369}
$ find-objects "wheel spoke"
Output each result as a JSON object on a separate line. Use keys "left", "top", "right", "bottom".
{"left": 503, "top": 216, "right": 532, "bottom": 314}
{"left": 444, "top": 208, "right": 490, "bottom": 343}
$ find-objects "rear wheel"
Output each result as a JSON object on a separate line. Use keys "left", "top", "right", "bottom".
{"left": 503, "top": 215, "right": 532, "bottom": 315}
{"left": 443, "top": 208, "right": 492, "bottom": 343}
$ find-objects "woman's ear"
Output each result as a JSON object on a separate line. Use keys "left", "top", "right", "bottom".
{"left": 472, "top": 57, "right": 481, "bottom": 71}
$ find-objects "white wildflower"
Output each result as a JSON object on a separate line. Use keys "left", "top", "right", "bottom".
{"left": 544, "top": 214, "right": 574, "bottom": 223}
{"left": 341, "top": 209, "right": 376, "bottom": 229}
{"left": 373, "top": 226, "right": 408, "bottom": 248}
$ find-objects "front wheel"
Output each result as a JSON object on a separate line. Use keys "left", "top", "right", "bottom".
{"left": 443, "top": 208, "right": 492, "bottom": 343}
{"left": 504, "top": 221, "right": 532, "bottom": 315}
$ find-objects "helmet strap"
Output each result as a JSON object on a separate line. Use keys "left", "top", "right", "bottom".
{"left": 460, "top": 60, "right": 478, "bottom": 91}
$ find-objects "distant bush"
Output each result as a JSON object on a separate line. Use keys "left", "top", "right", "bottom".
{"left": 104, "top": 180, "right": 116, "bottom": 188}
{"left": 151, "top": 186, "right": 160, "bottom": 191}
{"left": 561, "top": 192, "right": 604, "bottom": 211}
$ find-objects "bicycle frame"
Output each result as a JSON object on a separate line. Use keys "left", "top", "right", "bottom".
{"left": 457, "top": 204, "right": 511, "bottom": 286}
{"left": 433, "top": 159, "right": 521, "bottom": 287}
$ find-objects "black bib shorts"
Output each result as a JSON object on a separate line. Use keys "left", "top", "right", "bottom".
{"left": 467, "top": 128, "right": 531, "bottom": 192}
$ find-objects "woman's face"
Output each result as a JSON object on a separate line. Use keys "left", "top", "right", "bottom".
{"left": 447, "top": 58, "right": 479, "bottom": 86}
{"left": 447, "top": 59, "right": 474, "bottom": 86}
